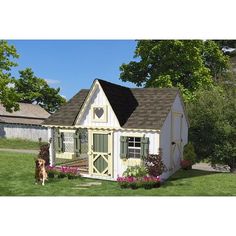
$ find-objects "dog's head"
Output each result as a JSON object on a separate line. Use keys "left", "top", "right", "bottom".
{"left": 35, "top": 159, "right": 46, "bottom": 169}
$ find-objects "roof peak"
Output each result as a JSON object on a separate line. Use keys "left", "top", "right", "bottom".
{"left": 96, "top": 79, "right": 179, "bottom": 91}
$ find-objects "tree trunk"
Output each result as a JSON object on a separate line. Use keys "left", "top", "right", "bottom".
{"left": 229, "top": 162, "right": 236, "bottom": 173}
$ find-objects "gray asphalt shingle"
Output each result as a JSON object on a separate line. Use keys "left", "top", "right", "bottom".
{"left": 43, "top": 80, "right": 179, "bottom": 130}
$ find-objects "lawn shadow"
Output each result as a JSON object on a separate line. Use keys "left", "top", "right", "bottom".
{"left": 168, "top": 169, "right": 222, "bottom": 182}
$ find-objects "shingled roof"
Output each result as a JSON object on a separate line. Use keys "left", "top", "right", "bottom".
{"left": 0, "top": 103, "right": 50, "bottom": 125}
{"left": 43, "top": 89, "right": 89, "bottom": 126}
{"left": 43, "top": 79, "right": 180, "bottom": 130}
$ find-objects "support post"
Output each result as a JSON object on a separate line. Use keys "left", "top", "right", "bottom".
{"left": 48, "top": 127, "right": 55, "bottom": 166}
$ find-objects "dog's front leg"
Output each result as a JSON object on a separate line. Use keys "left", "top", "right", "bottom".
{"left": 42, "top": 178, "right": 45, "bottom": 186}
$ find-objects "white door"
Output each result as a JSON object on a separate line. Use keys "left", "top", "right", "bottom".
{"left": 171, "top": 112, "right": 183, "bottom": 168}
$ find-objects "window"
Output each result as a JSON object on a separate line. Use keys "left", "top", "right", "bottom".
{"left": 128, "top": 137, "right": 141, "bottom": 158}
{"left": 92, "top": 105, "right": 107, "bottom": 122}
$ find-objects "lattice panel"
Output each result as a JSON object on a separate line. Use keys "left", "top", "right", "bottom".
{"left": 80, "top": 129, "right": 88, "bottom": 154}
{"left": 63, "top": 132, "right": 74, "bottom": 152}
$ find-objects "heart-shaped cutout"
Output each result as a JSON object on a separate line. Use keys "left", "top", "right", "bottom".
{"left": 94, "top": 107, "right": 104, "bottom": 118}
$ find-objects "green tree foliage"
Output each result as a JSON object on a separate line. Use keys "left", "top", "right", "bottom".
{"left": 203, "top": 40, "right": 230, "bottom": 80}
{"left": 214, "top": 40, "right": 236, "bottom": 49}
{"left": 14, "top": 68, "right": 66, "bottom": 113}
{"left": 187, "top": 86, "right": 236, "bottom": 172}
{"left": 0, "top": 40, "right": 19, "bottom": 112}
{"left": 183, "top": 142, "right": 197, "bottom": 164}
{"left": 120, "top": 40, "right": 229, "bottom": 101}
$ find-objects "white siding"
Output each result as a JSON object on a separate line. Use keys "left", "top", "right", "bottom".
{"left": 160, "top": 94, "right": 188, "bottom": 180}
{"left": 160, "top": 112, "right": 172, "bottom": 180}
{"left": 48, "top": 128, "right": 55, "bottom": 166}
{"left": 172, "top": 94, "right": 188, "bottom": 145}
{"left": 113, "top": 130, "right": 159, "bottom": 178}
{"left": 77, "top": 85, "right": 120, "bottom": 128}
{"left": 0, "top": 123, "right": 48, "bottom": 141}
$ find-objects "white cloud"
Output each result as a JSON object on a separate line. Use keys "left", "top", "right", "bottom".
{"left": 45, "top": 79, "right": 60, "bottom": 85}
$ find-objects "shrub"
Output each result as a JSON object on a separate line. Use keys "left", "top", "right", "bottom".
{"left": 144, "top": 150, "right": 165, "bottom": 177}
{"left": 180, "top": 159, "right": 192, "bottom": 170}
{"left": 38, "top": 143, "right": 50, "bottom": 166}
{"left": 123, "top": 165, "right": 148, "bottom": 178}
{"left": 183, "top": 142, "right": 197, "bottom": 164}
{"left": 187, "top": 86, "right": 236, "bottom": 171}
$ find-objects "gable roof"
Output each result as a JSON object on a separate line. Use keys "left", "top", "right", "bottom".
{"left": 43, "top": 89, "right": 89, "bottom": 126}
{"left": 43, "top": 79, "right": 182, "bottom": 130}
{"left": 0, "top": 103, "right": 50, "bottom": 125}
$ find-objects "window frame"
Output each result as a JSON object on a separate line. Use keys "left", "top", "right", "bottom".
{"left": 127, "top": 136, "right": 141, "bottom": 159}
{"left": 91, "top": 105, "right": 108, "bottom": 123}
{"left": 58, "top": 129, "right": 76, "bottom": 154}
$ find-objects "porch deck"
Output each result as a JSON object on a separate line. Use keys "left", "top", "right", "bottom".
{"left": 55, "top": 158, "right": 89, "bottom": 174}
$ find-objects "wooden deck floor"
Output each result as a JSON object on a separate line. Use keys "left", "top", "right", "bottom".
{"left": 56, "top": 158, "right": 89, "bottom": 174}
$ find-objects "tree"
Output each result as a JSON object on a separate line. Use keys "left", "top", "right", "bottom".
{"left": 214, "top": 40, "right": 236, "bottom": 49}
{"left": 202, "top": 40, "right": 229, "bottom": 80}
{"left": 0, "top": 40, "right": 19, "bottom": 112}
{"left": 14, "top": 68, "right": 66, "bottom": 113}
{"left": 187, "top": 86, "right": 236, "bottom": 172}
{"left": 120, "top": 40, "right": 229, "bottom": 101}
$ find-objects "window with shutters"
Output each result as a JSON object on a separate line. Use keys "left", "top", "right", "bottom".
{"left": 128, "top": 137, "right": 141, "bottom": 158}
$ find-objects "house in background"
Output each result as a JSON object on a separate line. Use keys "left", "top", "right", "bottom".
{"left": 0, "top": 103, "right": 50, "bottom": 142}
{"left": 44, "top": 79, "right": 189, "bottom": 180}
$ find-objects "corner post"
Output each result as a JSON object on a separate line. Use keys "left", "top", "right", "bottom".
{"left": 48, "top": 127, "right": 55, "bottom": 166}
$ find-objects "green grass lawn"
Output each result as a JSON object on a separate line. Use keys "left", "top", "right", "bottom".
{"left": 0, "top": 151, "right": 236, "bottom": 196}
{"left": 0, "top": 138, "right": 46, "bottom": 150}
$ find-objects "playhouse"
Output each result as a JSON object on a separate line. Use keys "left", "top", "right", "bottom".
{"left": 43, "top": 79, "right": 189, "bottom": 180}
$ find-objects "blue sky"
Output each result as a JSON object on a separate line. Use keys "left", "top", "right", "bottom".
{"left": 9, "top": 40, "right": 138, "bottom": 100}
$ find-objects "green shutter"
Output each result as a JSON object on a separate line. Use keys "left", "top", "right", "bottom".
{"left": 55, "top": 129, "right": 64, "bottom": 153}
{"left": 141, "top": 137, "right": 149, "bottom": 159}
{"left": 74, "top": 130, "right": 81, "bottom": 157}
{"left": 120, "top": 136, "right": 128, "bottom": 159}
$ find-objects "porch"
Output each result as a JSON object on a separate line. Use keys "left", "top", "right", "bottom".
{"left": 52, "top": 128, "right": 113, "bottom": 178}
{"left": 55, "top": 158, "right": 89, "bottom": 174}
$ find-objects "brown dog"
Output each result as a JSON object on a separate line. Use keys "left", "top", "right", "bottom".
{"left": 35, "top": 158, "right": 48, "bottom": 186}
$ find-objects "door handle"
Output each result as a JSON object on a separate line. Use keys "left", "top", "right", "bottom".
{"left": 108, "top": 153, "right": 111, "bottom": 155}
